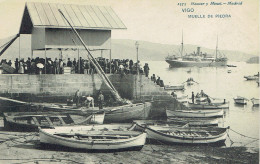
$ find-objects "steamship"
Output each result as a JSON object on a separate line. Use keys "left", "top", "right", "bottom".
{"left": 165, "top": 35, "right": 227, "bottom": 67}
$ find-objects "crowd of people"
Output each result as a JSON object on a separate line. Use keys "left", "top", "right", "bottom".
{"left": 0, "top": 57, "right": 150, "bottom": 76}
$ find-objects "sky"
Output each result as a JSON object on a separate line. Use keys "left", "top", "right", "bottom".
{"left": 0, "top": 0, "right": 259, "bottom": 54}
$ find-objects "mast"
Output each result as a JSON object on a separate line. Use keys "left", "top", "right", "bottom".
{"left": 59, "top": 10, "right": 124, "bottom": 103}
{"left": 181, "top": 30, "right": 183, "bottom": 58}
{"left": 216, "top": 35, "right": 218, "bottom": 59}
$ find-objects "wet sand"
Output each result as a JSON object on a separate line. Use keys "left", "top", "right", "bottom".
{"left": 0, "top": 118, "right": 258, "bottom": 164}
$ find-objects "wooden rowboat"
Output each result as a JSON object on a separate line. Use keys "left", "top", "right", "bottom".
{"left": 164, "top": 84, "right": 185, "bottom": 91}
{"left": 133, "top": 120, "right": 187, "bottom": 132}
{"left": 103, "top": 102, "right": 151, "bottom": 123}
{"left": 167, "top": 117, "right": 219, "bottom": 127}
{"left": 0, "top": 97, "right": 151, "bottom": 123}
{"left": 166, "top": 109, "right": 224, "bottom": 118}
{"left": 144, "top": 126, "right": 228, "bottom": 144}
{"left": 187, "top": 102, "right": 229, "bottom": 109}
{"left": 3, "top": 112, "right": 105, "bottom": 132}
{"left": 39, "top": 124, "right": 146, "bottom": 151}
{"left": 233, "top": 96, "right": 248, "bottom": 105}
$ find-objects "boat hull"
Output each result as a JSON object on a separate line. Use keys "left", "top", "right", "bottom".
{"left": 234, "top": 99, "right": 247, "bottom": 105}
{"left": 166, "top": 109, "right": 224, "bottom": 118}
{"left": 39, "top": 125, "right": 146, "bottom": 151}
{"left": 167, "top": 117, "right": 219, "bottom": 126}
{"left": 166, "top": 59, "right": 227, "bottom": 67}
{"left": 104, "top": 102, "right": 152, "bottom": 123}
{"left": 164, "top": 85, "right": 184, "bottom": 90}
{"left": 145, "top": 126, "right": 227, "bottom": 144}
{"left": 3, "top": 112, "right": 105, "bottom": 132}
{"left": 187, "top": 102, "right": 229, "bottom": 109}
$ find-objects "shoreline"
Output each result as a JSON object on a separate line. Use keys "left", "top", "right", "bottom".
{"left": 0, "top": 118, "right": 258, "bottom": 164}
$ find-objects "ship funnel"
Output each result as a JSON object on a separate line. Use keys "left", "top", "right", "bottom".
{"left": 196, "top": 47, "right": 200, "bottom": 56}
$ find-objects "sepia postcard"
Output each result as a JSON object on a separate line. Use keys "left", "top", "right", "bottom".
{"left": 0, "top": 0, "right": 259, "bottom": 163}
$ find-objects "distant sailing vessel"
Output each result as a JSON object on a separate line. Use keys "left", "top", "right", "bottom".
{"left": 165, "top": 34, "right": 227, "bottom": 67}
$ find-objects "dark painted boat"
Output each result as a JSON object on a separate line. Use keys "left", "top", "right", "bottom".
{"left": 3, "top": 112, "right": 105, "bottom": 132}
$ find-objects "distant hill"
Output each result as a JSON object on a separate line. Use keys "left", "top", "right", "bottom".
{"left": 112, "top": 39, "right": 257, "bottom": 62}
{"left": 247, "top": 56, "right": 259, "bottom": 64}
{"left": 0, "top": 36, "right": 257, "bottom": 62}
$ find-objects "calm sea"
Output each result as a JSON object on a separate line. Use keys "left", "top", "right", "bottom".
{"left": 142, "top": 61, "right": 259, "bottom": 148}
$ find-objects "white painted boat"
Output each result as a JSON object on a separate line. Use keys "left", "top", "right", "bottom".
{"left": 233, "top": 96, "right": 248, "bottom": 105}
{"left": 164, "top": 84, "right": 185, "bottom": 90}
{"left": 166, "top": 109, "right": 224, "bottom": 118}
{"left": 251, "top": 98, "right": 260, "bottom": 106}
{"left": 39, "top": 124, "right": 146, "bottom": 151}
{"left": 167, "top": 117, "right": 219, "bottom": 126}
{"left": 187, "top": 102, "right": 229, "bottom": 109}
{"left": 145, "top": 126, "right": 228, "bottom": 144}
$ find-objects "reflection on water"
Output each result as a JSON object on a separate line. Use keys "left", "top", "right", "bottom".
{"left": 143, "top": 61, "right": 259, "bottom": 148}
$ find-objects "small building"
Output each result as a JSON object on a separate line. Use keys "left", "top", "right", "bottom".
{"left": 18, "top": 2, "right": 126, "bottom": 57}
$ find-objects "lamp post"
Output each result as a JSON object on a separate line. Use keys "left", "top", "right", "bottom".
{"left": 135, "top": 41, "right": 139, "bottom": 74}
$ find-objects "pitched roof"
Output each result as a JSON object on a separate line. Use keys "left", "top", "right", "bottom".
{"left": 19, "top": 2, "right": 126, "bottom": 33}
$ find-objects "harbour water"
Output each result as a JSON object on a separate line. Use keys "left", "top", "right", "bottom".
{"left": 144, "top": 61, "right": 259, "bottom": 148}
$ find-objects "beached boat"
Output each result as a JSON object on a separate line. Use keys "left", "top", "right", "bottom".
{"left": 103, "top": 102, "right": 151, "bottom": 123}
{"left": 39, "top": 124, "right": 146, "bottom": 151}
{"left": 164, "top": 84, "right": 185, "bottom": 91}
{"left": 144, "top": 126, "right": 228, "bottom": 144}
{"left": 167, "top": 117, "right": 219, "bottom": 127}
{"left": 0, "top": 97, "right": 152, "bottom": 123}
{"left": 43, "top": 102, "right": 152, "bottom": 123}
{"left": 166, "top": 109, "right": 224, "bottom": 118}
{"left": 3, "top": 112, "right": 105, "bottom": 131}
{"left": 233, "top": 96, "right": 248, "bottom": 105}
{"left": 251, "top": 98, "right": 260, "bottom": 106}
{"left": 187, "top": 102, "right": 229, "bottom": 109}
{"left": 133, "top": 120, "right": 187, "bottom": 131}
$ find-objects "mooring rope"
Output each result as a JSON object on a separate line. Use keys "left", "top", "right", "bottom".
{"left": 229, "top": 128, "right": 259, "bottom": 140}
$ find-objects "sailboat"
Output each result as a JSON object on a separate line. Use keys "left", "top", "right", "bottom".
{"left": 56, "top": 10, "right": 151, "bottom": 123}
{"left": 165, "top": 34, "right": 227, "bottom": 67}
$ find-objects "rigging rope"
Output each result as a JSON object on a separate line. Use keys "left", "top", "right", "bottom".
{"left": 59, "top": 10, "right": 124, "bottom": 103}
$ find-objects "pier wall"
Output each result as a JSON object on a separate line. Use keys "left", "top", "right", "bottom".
{"left": 0, "top": 74, "right": 173, "bottom": 102}
{"left": 0, "top": 74, "right": 188, "bottom": 116}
